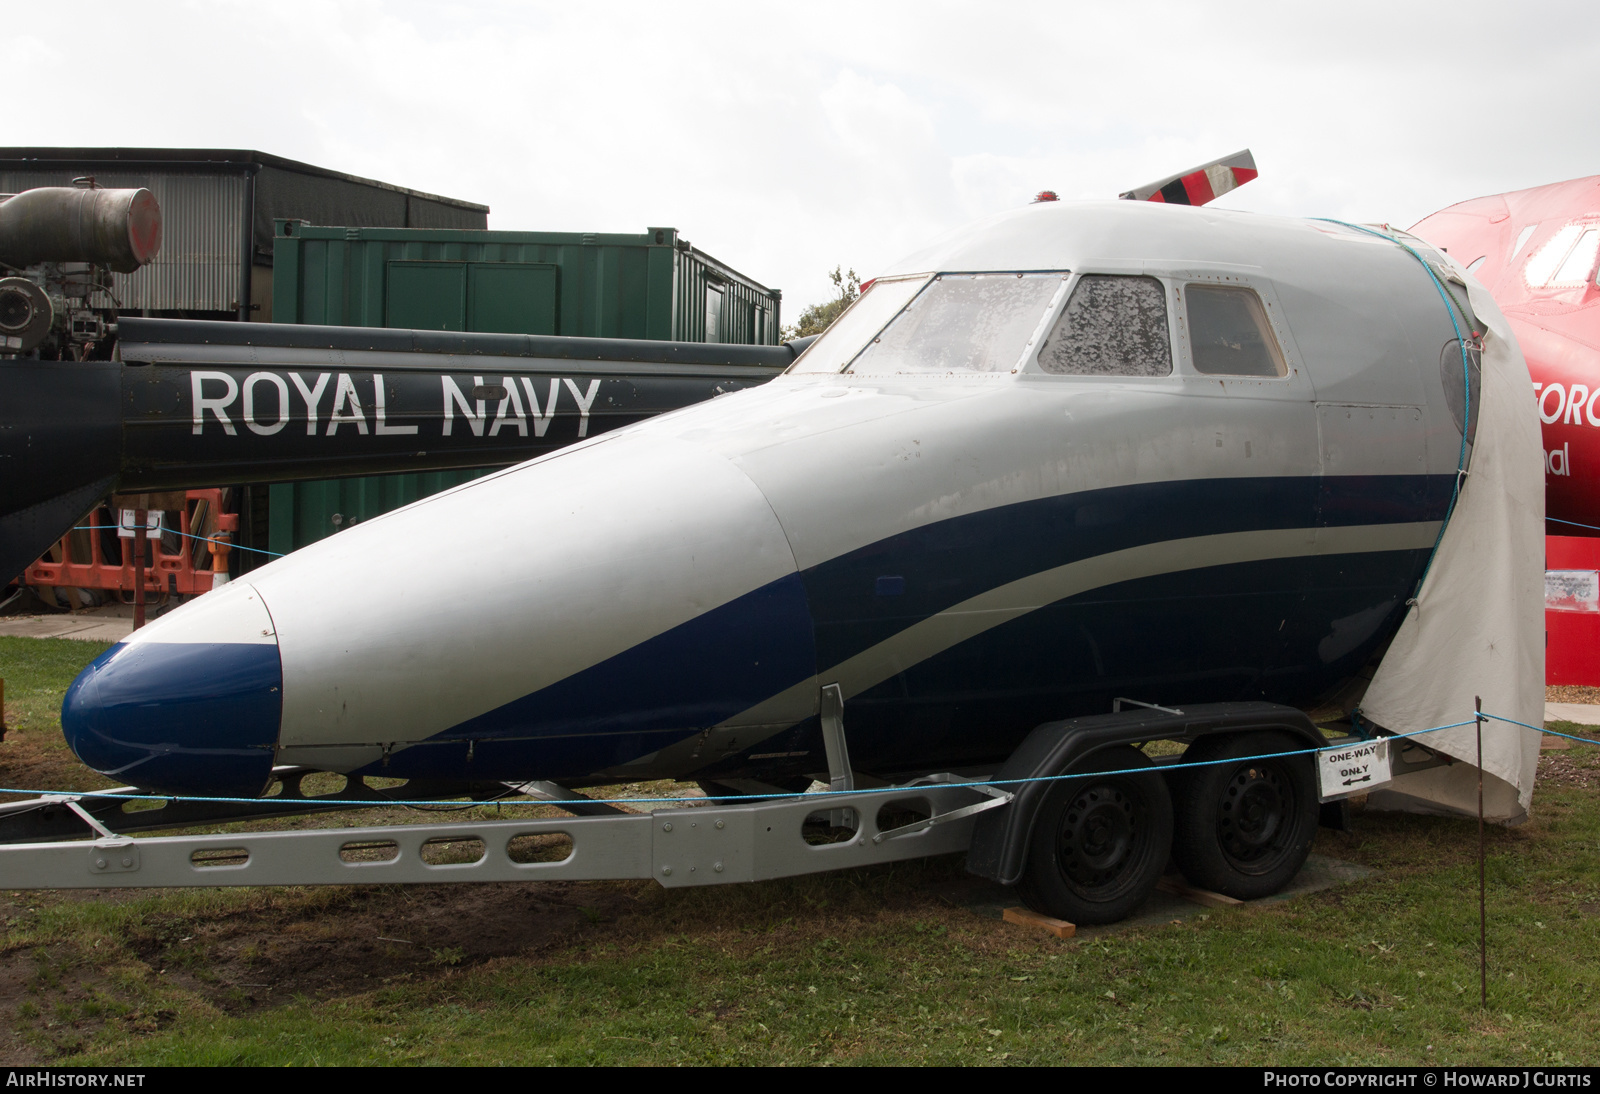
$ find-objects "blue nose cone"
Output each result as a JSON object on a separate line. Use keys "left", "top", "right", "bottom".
{"left": 61, "top": 584, "right": 283, "bottom": 798}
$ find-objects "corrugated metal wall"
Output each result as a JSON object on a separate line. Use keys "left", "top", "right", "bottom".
{"left": 251, "top": 166, "right": 486, "bottom": 249}
{"left": 0, "top": 170, "right": 245, "bottom": 312}
{"left": 676, "top": 248, "right": 781, "bottom": 345}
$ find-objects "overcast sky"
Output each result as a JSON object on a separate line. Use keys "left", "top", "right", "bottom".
{"left": 12, "top": 0, "right": 1598, "bottom": 317}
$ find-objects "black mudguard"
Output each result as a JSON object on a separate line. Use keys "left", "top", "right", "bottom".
{"left": 965, "top": 701, "right": 1324, "bottom": 885}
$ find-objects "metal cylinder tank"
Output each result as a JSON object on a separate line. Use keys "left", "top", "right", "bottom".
{"left": 0, "top": 187, "right": 161, "bottom": 273}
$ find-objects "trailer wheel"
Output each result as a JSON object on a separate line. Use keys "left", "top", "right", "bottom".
{"left": 1170, "top": 731, "right": 1318, "bottom": 900}
{"left": 1017, "top": 746, "right": 1173, "bottom": 926}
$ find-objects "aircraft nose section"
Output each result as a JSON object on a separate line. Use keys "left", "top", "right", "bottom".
{"left": 62, "top": 583, "right": 282, "bottom": 798}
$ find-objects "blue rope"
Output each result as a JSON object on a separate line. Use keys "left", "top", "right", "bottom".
{"left": 69, "top": 525, "right": 285, "bottom": 558}
{"left": 1485, "top": 712, "right": 1599, "bottom": 743}
{"left": 1314, "top": 220, "right": 1476, "bottom": 600}
{"left": 1546, "top": 516, "right": 1600, "bottom": 533}
{"left": 7, "top": 715, "right": 1556, "bottom": 810}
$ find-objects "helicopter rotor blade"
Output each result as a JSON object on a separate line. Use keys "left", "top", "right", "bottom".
{"left": 1120, "top": 149, "right": 1257, "bottom": 206}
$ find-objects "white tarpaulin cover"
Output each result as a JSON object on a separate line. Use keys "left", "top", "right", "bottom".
{"left": 1360, "top": 240, "right": 1545, "bottom": 823}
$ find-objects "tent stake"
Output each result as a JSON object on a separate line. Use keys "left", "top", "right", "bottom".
{"left": 1476, "top": 694, "right": 1486, "bottom": 1009}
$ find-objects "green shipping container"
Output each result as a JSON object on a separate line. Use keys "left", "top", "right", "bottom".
{"left": 271, "top": 221, "right": 781, "bottom": 342}
{"left": 266, "top": 221, "right": 782, "bottom": 555}
{"left": 266, "top": 470, "right": 488, "bottom": 558}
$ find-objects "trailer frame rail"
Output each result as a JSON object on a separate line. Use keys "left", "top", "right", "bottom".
{"left": 0, "top": 779, "right": 1006, "bottom": 891}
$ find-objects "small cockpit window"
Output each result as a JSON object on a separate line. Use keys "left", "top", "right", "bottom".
{"left": 1035, "top": 274, "right": 1171, "bottom": 377}
{"left": 1185, "top": 285, "right": 1288, "bottom": 377}
{"left": 1510, "top": 224, "right": 1537, "bottom": 261}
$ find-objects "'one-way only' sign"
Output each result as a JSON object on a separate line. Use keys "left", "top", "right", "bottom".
{"left": 1318, "top": 739, "right": 1391, "bottom": 800}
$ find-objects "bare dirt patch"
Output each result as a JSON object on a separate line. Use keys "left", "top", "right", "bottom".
{"left": 0, "top": 876, "right": 680, "bottom": 1060}
{"left": 1537, "top": 751, "right": 1600, "bottom": 789}
{"left": 0, "top": 854, "right": 1021, "bottom": 1066}
{"left": 122, "top": 880, "right": 660, "bottom": 1011}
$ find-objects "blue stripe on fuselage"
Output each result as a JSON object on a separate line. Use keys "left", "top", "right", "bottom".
{"left": 696, "top": 547, "right": 1429, "bottom": 783}
{"left": 797, "top": 474, "right": 1451, "bottom": 669}
{"left": 381, "top": 474, "right": 1448, "bottom": 783}
{"left": 845, "top": 548, "right": 1424, "bottom": 769}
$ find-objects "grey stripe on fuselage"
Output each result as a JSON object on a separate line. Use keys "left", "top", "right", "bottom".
{"left": 622, "top": 519, "right": 1439, "bottom": 774}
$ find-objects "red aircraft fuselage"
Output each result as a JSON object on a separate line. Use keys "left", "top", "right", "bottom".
{"left": 1410, "top": 176, "right": 1600, "bottom": 536}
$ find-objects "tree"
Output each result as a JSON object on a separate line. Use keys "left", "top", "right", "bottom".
{"left": 782, "top": 266, "right": 861, "bottom": 342}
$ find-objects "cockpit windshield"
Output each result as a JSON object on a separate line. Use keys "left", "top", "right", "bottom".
{"left": 788, "top": 272, "right": 1067, "bottom": 376}
{"left": 788, "top": 276, "right": 929, "bottom": 374}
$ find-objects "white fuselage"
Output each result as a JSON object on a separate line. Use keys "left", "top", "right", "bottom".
{"left": 62, "top": 200, "right": 1476, "bottom": 797}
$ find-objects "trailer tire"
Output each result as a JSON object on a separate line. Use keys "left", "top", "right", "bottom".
{"left": 1170, "top": 731, "right": 1318, "bottom": 900}
{"left": 1017, "top": 746, "right": 1172, "bottom": 926}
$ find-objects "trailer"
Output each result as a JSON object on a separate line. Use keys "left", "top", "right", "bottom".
{"left": 0, "top": 698, "right": 1450, "bottom": 925}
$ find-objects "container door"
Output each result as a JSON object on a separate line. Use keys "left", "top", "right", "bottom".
{"left": 468, "top": 263, "right": 559, "bottom": 335}
{"left": 386, "top": 262, "right": 467, "bottom": 331}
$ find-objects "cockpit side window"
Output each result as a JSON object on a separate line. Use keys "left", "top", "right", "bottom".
{"left": 1185, "top": 285, "right": 1288, "bottom": 377}
{"left": 1036, "top": 275, "right": 1172, "bottom": 377}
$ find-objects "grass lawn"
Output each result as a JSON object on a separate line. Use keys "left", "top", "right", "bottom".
{"left": 0, "top": 635, "right": 1596, "bottom": 1065}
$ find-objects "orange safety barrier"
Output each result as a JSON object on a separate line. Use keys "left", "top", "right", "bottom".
{"left": 24, "top": 490, "right": 236, "bottom": 603}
